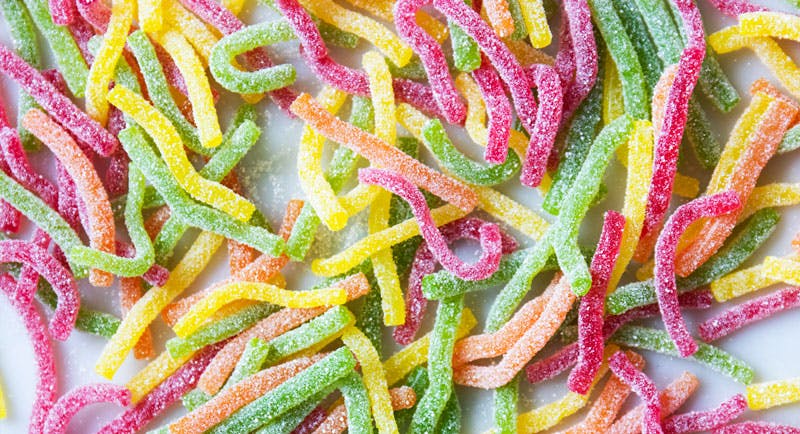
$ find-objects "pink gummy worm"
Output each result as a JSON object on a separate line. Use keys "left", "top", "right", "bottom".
{"left": 276, "top": 0, "right": 447, "bottom": 120}
{"left": 699, "top": 287, "right": 800, "bottom": 342}
{"left": 662, "top": 393, "right": 747, "bottom": 434}
{"left": 0, "top": 240, "right": 79, "bottom": 341}
{"left": 0, "top": 128, "right": 58, "bottom": 207}
{"left": 178, "top": 0, "right": 297, "bottom": 113}
{"left": 654, "top": 191, "right": 741, "bottom": 358}
{"left": 76, "top": 0, "right": 111, "bottom": 32}
{"left": 43, "top": 384, "right": 132, "bottom": 434}
{"left": 0, "top": 47, "right": 117, "bottom": 156}
{"left": 15, "top": 230, "right": 52, "bottom": 306}
{"left": 714, "top": 422, "right": 800, "bottom": 433}
{"left": 433, "top": 0, "right": 537, "bottom": 131}
{"left": 707, "top": 0, "right": 767, "bottom": 17}
{"left": 56, "top": 160, "right": 84, "bottom": 235}
{"left": 525, "top": 289, "right": 712, "bottom": 384}
{"left": 0, "top": 108, "right": 20, "bottom": 232}
{"left": 116, "top": 241, "right": 170, "bottom": 287}
{"left": 561, "top": 0, "right": 598, "bottom": 122}
{"left": 291, "top": 405, "right": 328, "bottom": 434}
{"left": 0, "top": 273, "right": 58, "bottom": 434}
{"left": 49, "top": 0, "right": 77, "bottom": 25}
{"left": 393, "top": 217, "right": 517, "bottom": 345}
{"left": 519, "top": 63, "right": 563, "bottom": 187}
{"left": 395, "top": 0, "right": 466, "bottom": 124}
{"left": 359, "top": 168, "right": 503, "bottom": 281}
{"left": 638, "top": 0, "right": 706, "bottom": 260}
{"left": 609, "top": 351, "right": 664, "bottom": 434}
{"left": 568, "top": 211, "right": 625, "bottom": 395}
{"left": 97, "top": 343, "right": 223, "bottom": 434}
{"left": 554, "top": 4, "right": 576, "bottom": 94}
{"left": 472, "top": 56, "right": 512, "bottom": 164}
{"left": 68, "top": 15, "right": 98, "bottom": 65}
{"left": 106, "top": 149, "right": 129, "bottom": 198}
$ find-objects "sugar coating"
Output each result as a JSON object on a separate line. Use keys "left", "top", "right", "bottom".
{"left": 607, "top": 372, "right": 699, "bottom": 434}
{"left": 662, "top": 393, "right": 746, "bottom": 433}
{"left": 43, "top": 384, "right": 131, "bottom": 434}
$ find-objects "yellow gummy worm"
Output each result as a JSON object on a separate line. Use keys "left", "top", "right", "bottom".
{"left": 517, "top": 346, "right": 618, "bottom": 434}
{"left": 741, "top": 183, "right": 800, "bottom": 221}
{"left": 85, "top": 0, "right": 134, "bottom": 125}
{"left": 342, "top": 327, "right": 400, "bottom": 434}
{"left": 108, "top": 86, "right": 255, "bottom": 221}
{"left": 312, "top": 204, "right": 467, "bottom": 277}
{"left": 383, "top": 308, "right": 477, "bottom": 386}
{"left": 709, "top": 254, "right": 798, "bottom": 302}
{"left": 339, "top": 183, "right": 382, "bottom": 216}
{"left": 222, "top": 0, "right": 244, "bottom": 15}
{"left": 739, "top": 12, "right": 800, "bottom": 42}
{"left": 172, "top": 280, "right": 353, "bottom": 338}
{"left": 762, "top": 256, "right": 800, "bottom": 286}
{"left": 609, "top": 120, "right": 654, "bottom": 291}
{"left": 155, "top": 30, "right": 223, "bottom": 148}
{"left": 636, "top": 259, "right": 655, "bottom": 281}
{"left": 746, "top": 377, "right": 800, "bottom": 410}
{"left": 341, "top": 0, "right": 449, "bottom": 43}
{"left": 95, "top": 232, "right": 223, "bottom": 379}
{"left": 398, "top": 97, "right": 551, "bottom": 240}
{"left": 0, "top": 375, "right": 6, "bottom": 419}
{"left": 519, "top": 0, "right": 551, "bottom": 48}
{"left": 709, "top": 25, "right": 800, "bottom": 99}
{"left": 128, "top": 349, "right": 193, "bottom": 403}
{"left": 707, "top": 92, "right": 773, "bottom": 194}
{"left": 364, "top": 51, "right": 406, "bottom": 327}
{"left": 163, "top": 0, "right": 218, "bottom": 64}
{"left": 297, "top": 0, "right": 413, "bottom": 67}
{"left": 139, "top": 0, "right": 162, "bottom": 33}
{"left": 298, "top": 86, "right": 350, "bottom": 231}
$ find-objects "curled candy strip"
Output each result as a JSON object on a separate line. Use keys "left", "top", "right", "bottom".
{"left": 359, "top": 168, "right": 501, "bottom": 281}
{"left": 519, "top": 64, "right": 564, "bottom": 187}
{"left": 471, "top": 57, "right": 513, "bottom": 164}
{"left": 608, "top": 372, "right": 699, "bottom": 434}
{"left": 608, "top": 351, "right": 663, "bottom": 434}
{"left": 43, "top": 384, "right": 131, "bottom": 434}
{"left": 654, "top": 191, "right": 741, "bottom": 357}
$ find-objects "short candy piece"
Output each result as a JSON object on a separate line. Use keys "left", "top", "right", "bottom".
{"left": 699, "top": 287, "right": 800, "bottom": 342}
{"left": 746, "top": 377, "right": 800, "bottom": 410}
{"left": 662, "top": 393, "right": 747, "bottom": 433}
{"left": 43, "top": 384, "right": 131, "bottom": 434}
{"left": 654, "top": 191, "right": 741, "bottom": 357}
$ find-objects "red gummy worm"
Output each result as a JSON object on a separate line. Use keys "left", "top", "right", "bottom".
{"left": 393, "top": 217, "right": 517, "bottom": 345}
{"left": 44, "top": 384, "right": 132, "bottom": 434}
{"left": 520, "top": 63, "right": 563, "bottom": 188}
{"left": 698, "top": 287, "right": 800, "bottom": 342}
{"left": 525, "top": 290, "right": 712, "bottom": 384}
{"left": 291, "top": 405, "right": 328, "bottom": 434}
{"left": 49, "top": 0, "right": 77, "bottom": 25}
{"left": 555, "top": 4, "right": 576, "bottom": 96}
{"left": 0, "top": 47, "right": 117, "bottom": 157}
{"left": 637, "top": 0, "right": 706, "bottom": 262}
{"left": 359, "top": 168, "right": 503, "bottom": 281}
{"left": 655, "top": 191, "right": 740, "bottom": 358}
{"left": 97, "top": 343, "right": 223, "bottom": 434}
{"left": 177, "top": 0, "right": 297, "bottom": 112}
{"left": 568, "top": 211, "right": 625, "bottom": 395}
{"left": 472, "top": 56, "right": 512, "bottom": 164}
{"left": 714, "top": 421, "right": 800, "bottom": 434}
{"left": 276, "top": 0, "right": 446, "bottom": 120}
{"left": 106, "top": 148, "right": 130, "bottom": 198}
{"left": 662, "top": 393, "right": 747, "bottom": 434}
{"left": 69, "top": 14, "right": 98, "bottom": 63}
{"left": 609, "top": 351, "right": 664, "bottom": 434}
{"left": 0, "top": 128, "right": 58, "bottom": 207}
{"left": 561, "top": 0, "right": 598, "bottom": 123}
{"left": 706, "top": 0, "right": 766, "bottom": 17}
{"left": 395, "top": 0, "right": 466, "bottom": 124}
{"left": 76, "top": 0, "right": 110, "bottom": 31}
{"left": 0, "top": 273, "right": 58, "bottom": 434}
{"left": 0, "top": 240, "right": 79, "bottom": 341}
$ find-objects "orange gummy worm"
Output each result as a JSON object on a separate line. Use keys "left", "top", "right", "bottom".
{"left": 195, "top": 274, "right": 370, "bottom": 395}
{"left": 674, "top": 81, "right": 799, "bottom": 276}
{"left": 451, "top": 274, "right": 560, "bottom": 366}
{"left": 563, "top": 351, "right": 645, "bottom": 434}
{"left": 289, "top": 93, "right": 478, "bottom": 212}
{"left": 169, "top": 354, "right": 326, "bottom": 434}
{"left": 235, "top": 199, "right": 304, "bottom": 282}
{"left": 607, "top": 371, "right": 699, "bottom": 434}
{"left": 225, "top": 175, "right": 257, "bottom": 274}
{"left": 120, "top": 277, "right": 155, "bottom": 360}
{"left": 453, "top": 275, "right": 576, "bottom": 388}
{"left": 22, "top": 109, "right": 116, "bottom": 287}
{"left": 484, "top": 0, "right": 515, "bottom": 37}
{"left": 312, "top": 386, "right": 416, "bottom": 434}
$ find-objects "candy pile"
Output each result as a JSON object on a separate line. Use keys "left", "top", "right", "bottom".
{"left": 3, "top": 0, "right": 800, "bottom": 432}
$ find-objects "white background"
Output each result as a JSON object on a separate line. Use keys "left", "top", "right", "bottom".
{"left": 2, "top": 0, "right": 800, "bottom": 432}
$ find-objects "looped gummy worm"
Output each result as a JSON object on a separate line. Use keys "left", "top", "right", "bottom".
{"left": 43, "top": 384, "right": 131, "bottom": 434}
{"left": 359, "top": 168, "right": 502, "bottom": 281}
